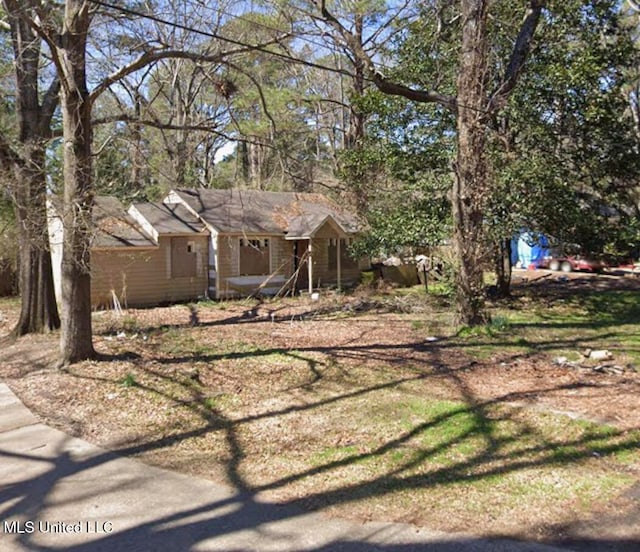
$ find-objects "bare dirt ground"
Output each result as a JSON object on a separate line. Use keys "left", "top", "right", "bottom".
{"left": 1, "top": 271, "right": 639, "bottom": 549}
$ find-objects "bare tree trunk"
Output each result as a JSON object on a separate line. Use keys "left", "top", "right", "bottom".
{"left": 3, "top": 0, "right": 60, "bottom": 336}
{"left": 57, "top": 0, "right": 96, "bottom": 365}
{"left": 494, "top": 238, "right": 512, "bottom": 298}
{"left": 453, "top": 0, "right": 490, "bottom": 325}
{"left": 129, "top": 92, "right": 147, "bottom": 190}
{"left": 347, "top": 15, "right": 369, "bottom": 216}
{"left": 12, "top": 155, "right": 60, "bottom": 336}
{"left": 248, "top": 139, "right": 265, "bottom": 189}
{"left": 345, "top": 14, "right": 366, "bottom": 150}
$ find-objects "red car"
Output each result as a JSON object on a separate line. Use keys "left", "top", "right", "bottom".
{"left": 542, "top": 256, "right": 606, "bottom": 273}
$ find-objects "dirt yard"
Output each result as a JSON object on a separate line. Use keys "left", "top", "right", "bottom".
{"left": 1, "top": 271, "right": 639, "bottom": 549}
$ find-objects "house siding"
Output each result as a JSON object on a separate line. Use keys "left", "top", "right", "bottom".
{"left": 215, "top": 234, "right": 237, "bottom": 298}
{"left": 306, "top": 237, "right": 361, "bottom": 289}
{"left": 214, "top": 232, "right": 361, "bottom": 290}
{"left": 273, "top": 237, "right": 294, "bottom": 278}
{"left": 48, "top": 213, "right": 64, "bottom": 303}
{"left": 91, "top": 235, "right": 208, "bottom": 308}
{"left": 215, "top": 234, "right": 293, "bottom": 297}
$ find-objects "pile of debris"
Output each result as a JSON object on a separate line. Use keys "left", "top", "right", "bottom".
{"left": 553, "top": 349, "right": 635, "bottom": 375}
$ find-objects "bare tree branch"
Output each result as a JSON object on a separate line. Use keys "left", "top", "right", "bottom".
{"left": 0, "top": 135, "right": 24, "bottom": 173}
{"left": 92, "top": 114, "right": 232, "bottom": 139}
{"left": 89, "top": 45, "right": 265, "bottom": 104}
{"left": 315, "top": 0, "right": 457, "bottom": 112}
{"left": 487, "top": 0, "right": 546, "bottom": 114}
{"left": 40, "top": 77, "right": 61, "bottom": 135}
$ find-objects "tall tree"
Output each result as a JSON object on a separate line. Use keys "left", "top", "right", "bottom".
{"left": 313, "top": 0, "right": 545, "bottom": 324}
{"left": 23, "top": 0, "right": 286, "bottom": 364}
{"left": 487, "top": 0, "right": 640, "bottom": 295}
{"left": 49, "top": 0, "right": 100, "bottom": 364}
{"left": 0, "top": 0, "right": 60, "bottom": 337}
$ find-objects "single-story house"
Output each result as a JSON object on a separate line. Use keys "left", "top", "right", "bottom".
{"left": 48, "top": 188, "right": 365, "bottom": 308}
{"left": 163, "top": 188, "right": 365, "bottom": 299}
{"left": 48, "top": 196, "right": 210, "bottom": 308}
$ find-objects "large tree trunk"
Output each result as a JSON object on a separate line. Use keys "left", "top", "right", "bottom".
{"left": 345, "top": 14, "right": 369, "bottom": 217}
{"left": 57, "top": 0, "right": 96, "bottom": 365}
{"left": 4, "top": 0, "right": 60, "bottom": 337}
{"left": 453, "top": 0, "right": 490, "bottom": 325}
{"left": 12, "top": 157, "right": 60, "bottom": 336}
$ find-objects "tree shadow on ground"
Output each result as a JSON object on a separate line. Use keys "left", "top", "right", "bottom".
{"left": 2, "top": 288, "right": 640, "bottom": 550}
{"left": 1, "top": 347, "right": 639, "bottom": 551}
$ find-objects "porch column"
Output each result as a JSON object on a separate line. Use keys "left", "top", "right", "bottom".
{"left": 337, "top": 237, "right": 342, "bottom": 291}
{"left": 307, "top": 238, "right": 313, "bottom": 294}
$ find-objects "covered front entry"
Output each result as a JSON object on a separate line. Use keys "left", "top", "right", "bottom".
{"left": 291, "top": 231, "right": 351, "bottom": 294}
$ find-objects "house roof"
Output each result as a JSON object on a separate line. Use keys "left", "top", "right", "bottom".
{"left": 132, "top": 201, "right": 206, "bottom": 235}
{"left": 170, "top": 188, "right": 359, "bottom": 237}
{"left": 92, "top": 196, "right": 156, "bottom": 248}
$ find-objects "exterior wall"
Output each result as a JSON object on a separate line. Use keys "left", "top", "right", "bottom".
{"left": 309, "top": 221, "right": 362, "bottom": 287}
{"left": 272, "top": 236, "right": 294, "bottom": 278}
{"left": 307, "top": 238, "right": 361, "bottom": 288}
{"left": 47, "top": 213, "right": 64, "bottom": 303}
{"left": 214, "top": 230, "right": 363, "bottom": 296}
{"left": 208, "top": 227, "right": 219, "bottom": 298}
{"left": 215, "top": 234, "right": 292, "bottom": 298}
{"left": 91, "top": 235, "right": 209, "bottom": 308}
{"left": 215, "top": 234, "right": 238, "bottom": 298}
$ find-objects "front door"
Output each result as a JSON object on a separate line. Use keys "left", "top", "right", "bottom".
{"left": 293, "top": 239, "right": 311, "bottom": 291}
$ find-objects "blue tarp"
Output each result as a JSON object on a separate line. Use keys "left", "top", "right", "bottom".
{"left": 511, "top": 231, "right": 550, "bottom": 268}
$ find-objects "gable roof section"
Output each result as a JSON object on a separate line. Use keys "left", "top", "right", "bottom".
{"left": 92, "top": 196, "right": 156, "bottom": 249}
{"left": 170, "top": 188, "right": 359, "bottom": 237}
{"left": 285, "top": 214, "right": 345, "bottom": 240}
{"left": 132, "top": 201, "right": 206, "bottom": 235}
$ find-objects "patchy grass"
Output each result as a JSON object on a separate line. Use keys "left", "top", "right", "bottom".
{"left": 1, "top": 276, "right": 640, "bottom": 543}
{"left": 446, "top": 287, "right": 640, "bottom": 366}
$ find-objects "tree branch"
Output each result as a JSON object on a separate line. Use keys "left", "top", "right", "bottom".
{"left": 40, "top": 77, "right": 61, "bottom": 135}
{"left": 92, "top": 114, "right": 232, "bottom": 139}
{"left": 89, "top": 36, "right": 290, "bottom": 105}
{"left": 0, "top": 135, "right": 24, "bottom": 172}
{"left": 315, "top": 0, "right": 456, "bottom": 112}
{"left": 487, "top": 0, "right": 546, "bottom": 114}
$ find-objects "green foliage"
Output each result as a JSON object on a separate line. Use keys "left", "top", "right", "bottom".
{"left": 120, "top": 373, "right": 138, "bottom": 388}
{"left": 487, "top": 0, "right": 640, "bottom": 258}
{"left": 203, "top": 396, "right": 218, "bottom": 410}
{"left": 359, "top": 269, "right": 377, "bottom": 288}
{"left": 351, "top": 188, "right": 451, "bottom": 257}
{"left": 341, "top": 0, "right": 639, "bottom": 267}
{"left": 342, "top": 89, "right": 454, "bottom": 257}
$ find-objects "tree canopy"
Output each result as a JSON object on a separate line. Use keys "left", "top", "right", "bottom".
{"left": 2, "top": 0, "right": 640, "bottom": 362}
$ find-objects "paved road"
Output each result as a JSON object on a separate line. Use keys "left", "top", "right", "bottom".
{"left": 0, "top": 383, "right": 571, "bottom": 551}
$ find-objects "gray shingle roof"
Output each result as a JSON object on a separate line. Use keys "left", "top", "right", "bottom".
{"left": 171, "top": 188, "right": 359, "bottom": 237}
{"left": 132, "top": 202, "right": 206, "bottom": 235}
{"left": 92, "top": 196, "right": 156, "bottom": 248}
{"left": 91, "top": 196, "right": 155, "bottom": 247}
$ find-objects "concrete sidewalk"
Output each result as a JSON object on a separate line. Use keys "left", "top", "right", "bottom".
{"left": 0, "top": 383, "right": 568, "bottom": 552}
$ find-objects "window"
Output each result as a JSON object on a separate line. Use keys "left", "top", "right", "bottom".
{"left": 171, "top": 237, "right": 197, "bottom": 277}
{"left": 239, "top": 237, "right": 270, "bottom": 275}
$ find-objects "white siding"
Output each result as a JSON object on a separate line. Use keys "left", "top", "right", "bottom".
{"left": 47, "top": 208, "right": 64, "bottom": 304}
